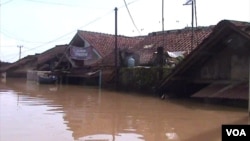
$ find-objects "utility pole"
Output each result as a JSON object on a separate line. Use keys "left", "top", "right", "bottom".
{"left": 114, "top": 7, "right": 118, "bottom": 89}
{"left": 191, "top": 0, "right": 194, "bottom": 51}
{"left": 162, "top": 0, "right": 164, "bottom": 33}
{"left": 162, "top": 0, "right": 165, "bottom": 48}
{"left": 183, "top": 0, "right": 197, "bottom": 51}
{"left": 159, "top": 0, "right": 165, "bottom": 80}
{"left": 191, "top": 0, "right": 198, "bottom": 50}
{"left": 17, "top": 45, "right": 23, "bottom": 60}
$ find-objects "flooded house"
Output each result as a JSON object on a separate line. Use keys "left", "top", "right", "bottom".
{"left": 52, "top": 30, "right": 144, "bottom": 85}
{"left": 1, "top": 25, "right": 213, "bottom": 86}
{"left": 0, "top": 55, "right": 38, "bottom": 78}
{"left": 36, "top": 44, "right": 68, "bottom": 71}
{"left": 157, "top": 20, "right": 250, "bottom": 103}
{"left": 64, "top": 27, "right": 213, "bottom": 87}
{"left": 117, "top": 25, "right": 213, "bottom": 92}
{"left": 0, "top": 44, "right": 68, "bottom": 81}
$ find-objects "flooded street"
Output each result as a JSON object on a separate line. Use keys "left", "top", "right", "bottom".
{"left": 0, "top": 78, "right": 249, "bottom": 141}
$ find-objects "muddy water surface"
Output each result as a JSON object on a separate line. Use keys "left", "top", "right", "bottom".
{"left": 0, "top": 78, "right": 249, "bottom": 141}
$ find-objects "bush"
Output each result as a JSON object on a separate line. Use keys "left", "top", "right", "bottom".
{"left": 119, "top": 67, "right": 172, "bottom": 92}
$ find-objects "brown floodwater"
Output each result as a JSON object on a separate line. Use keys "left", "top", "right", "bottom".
{"left": 0, "top": 78, "right": 249, "bottom": 141}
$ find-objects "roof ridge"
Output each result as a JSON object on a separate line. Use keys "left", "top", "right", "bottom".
{"left": 148, "top": 26, "right": 214, "bottom": 36}
{"left": 77, "top": 30, "right": 113, "bottom": 36}
{"left": 77, "top": 30, "right": 144, "bottom": 38}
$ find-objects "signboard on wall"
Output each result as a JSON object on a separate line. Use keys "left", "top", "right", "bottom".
{"left": 69, "top": 45, "right": 93, "bottom": 60}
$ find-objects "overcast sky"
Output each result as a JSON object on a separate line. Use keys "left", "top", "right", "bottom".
{"left": 0, "top": 0, "right": 250, "bottom": 63}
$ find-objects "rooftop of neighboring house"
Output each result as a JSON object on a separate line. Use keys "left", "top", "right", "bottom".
{"left": 0, "top": 61, "right": 11, "bottom": 68}
{"left": 228, "top": 20, "right": 250, "bottom": 33}
{"left": 91, "top": 25, "right": 215, "bottom": 66}
{"left": 126, "top": 20, "right": 250, "bottom": 65}
{"left": 37, "top": 44, "right": 68, "bottom": 65}
{"left": 3, "top": 20, "right": 249, "bottom": 74}
{"left": 75, "top": 30, "right": 145, "bottom": 57}
{"left": 0, "top": 55, "right": 37, "bottom": 72}
{"left": 132, "top": 26, "right": 214, "bottom": 65}
{"left": 0, "top": 44, "right": 68, "bottom": 72}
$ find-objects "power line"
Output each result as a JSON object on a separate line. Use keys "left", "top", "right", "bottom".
{"left": 1, "top": 11, "right": 112, "bottom": 62}
{"left": 0, "top": 45, "right": 19, "bottom": 47}
{"left": 1, "top": 0, "right": 141, "bottom": 62}
{"left": 0, "top": 28, "right": 48, "bottom": 44}
{"left": 24, "top": 0, "right": 74, "bottom": 7}
{"left": 123, "top": 0, "right": 141, "bottom": 35}
{"left": 14, "top": 9, "right": 115, "bottom": 57}
{"left": 2, "top": 0, "right": 141, "bottom": 52}
{"left": 0, "top": 0, "right": 13, "bottom": 6}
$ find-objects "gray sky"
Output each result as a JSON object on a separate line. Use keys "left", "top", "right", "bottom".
{"left": 1, "top": 0, "right": 250, "bottom": 62}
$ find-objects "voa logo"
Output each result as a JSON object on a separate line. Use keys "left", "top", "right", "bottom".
{"left": 226, "top": 129, "right": 246, "bottom": 136}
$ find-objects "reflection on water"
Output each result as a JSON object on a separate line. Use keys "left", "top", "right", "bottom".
{"left": 0, "top": 78, "right": 249, "bottom": 141}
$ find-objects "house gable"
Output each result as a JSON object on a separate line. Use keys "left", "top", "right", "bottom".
{"left": 157, "top": 20, "right": 250, "bottom": 99}
{"left": 72, "top": 30, "right": 144, "bottom": 66}
{"left": 70, "top": 33, "right": 91, "bottom": 47}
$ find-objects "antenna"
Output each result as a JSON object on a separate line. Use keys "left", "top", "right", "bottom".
{"left": 162, "top": 0, "right": 165, "bottom": 49}
{"left": 183, "top": 0, "right": 198, "bottom": 51}
{"left": 162, "top": 0, "right": 164, "bottom": 32}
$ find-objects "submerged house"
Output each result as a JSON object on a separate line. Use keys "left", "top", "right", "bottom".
{"left": 0, "top": 44, "right": 68, "bottom": 78}
{"left": 55, "top": 27, "right": 213, "bottom": 84}
{"left": 0, "top": 26, "right": 213, "bottom": 84}
{"left": 0, "top": 55, "right": 37, "bottom": 77}
{"left": 53, "top": 30, "right": 144, "bottom": 84}
{"left": 36, "top": 44, "right": 68, "bottom": 71}
{"left": 157, "top": 20, "right": 250, "bottom": 101}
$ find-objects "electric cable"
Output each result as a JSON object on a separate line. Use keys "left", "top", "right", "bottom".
{"left": 1, "top": 0, "right": 141, "bottom": 62}
{"left": 0, "top": 0, "right": 13, "bottom": 6}
{"left": 24, "top": 0, "right": 74, "bottom": 7}
{"left": 123, "top": 0, "right": 141, "bottom": 35}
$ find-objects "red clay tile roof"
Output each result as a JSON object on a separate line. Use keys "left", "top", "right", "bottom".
{"left": 0, "top": 45, "right": 68, "bottom": 72}
{"left": 132, "top": 26, "right": 214, "bottom": 64}
{"left": 37, "top": 44, "right": 68, "bottom": 65}
{"left": 0, "top": 55, "right": 37, "bottom": 72}
{"left": 77, "top": 27, "right": 213, "bottom": 66}
{"left": 77, "top": 30, "right": 144, "bottom": 58}
{"left": 0, "top": 62, "right": 11, "bottom": 68}
{"left": 75, "top": 20, "right": 249, "bottom": 66}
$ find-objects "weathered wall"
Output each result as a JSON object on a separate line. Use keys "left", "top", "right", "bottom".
{"left": 196, "top": 38, "right": 250, "bottom": 82}
{"left": 231, "top": 54, "right": 249, "bottom": 80}
{"left": 7, "top": 61, "right": 36, "bottom": 78}
{"left": 199, "top": 48, "right": 231, "bottom": 80}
